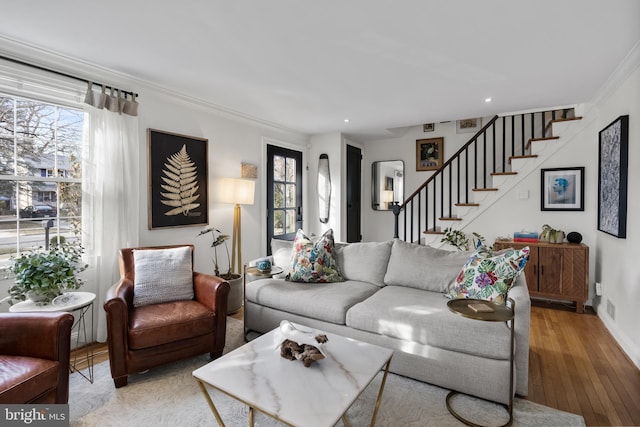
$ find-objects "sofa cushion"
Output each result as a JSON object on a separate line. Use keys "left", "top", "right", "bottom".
{"left": 128, "top": 300, "right": 215, "bottom": 349}
{"left": 132, "top": 246, "right": 194, "bottom": 307}
{"left": 447, "top": 246, "right": 529, "bottom": 304}
{"left": 345, "top": 286, "right": 511, "bottom": 359}
{"left": 384, "top": 239, "right": 473, "bottom": 292}
{"left": 246, "top": 278, "right": 379, "bottom": 324}
{"left": 289, "top": 229, "right": 342, "bottom": 283}
{"left": 335, "top": 241, "right": 392, "bottom": 287}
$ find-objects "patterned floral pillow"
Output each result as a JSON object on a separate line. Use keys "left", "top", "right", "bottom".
{"left": 288, "top": 229, "right": 342, "bottom": 283}
{"left": 446, "top": 246, "right": 529, "bottom": 304}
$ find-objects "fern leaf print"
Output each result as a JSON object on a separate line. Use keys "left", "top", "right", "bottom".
{"left": 160, "top": 144, "right": 201, "bottom": 216}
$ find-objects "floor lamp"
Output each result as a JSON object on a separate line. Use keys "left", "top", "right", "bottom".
{"left": 219, "top": 178, "right": 255, "bottom": 274}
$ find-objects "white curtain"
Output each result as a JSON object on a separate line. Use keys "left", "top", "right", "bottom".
{"left": 82, "top": 108, "right": 140, "bottom": 342}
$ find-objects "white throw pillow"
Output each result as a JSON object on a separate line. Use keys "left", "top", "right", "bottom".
{"left": 133, "top": 246, "right": 194, "bottom": 307}
{"left": 384, "top": 239, "right": 473, "bottom": 292}
{"left": 335, "top": 241, "right": 392, "bottom": 287}
{"left": 271, "top": 238, "right": 294, "bottom": 274}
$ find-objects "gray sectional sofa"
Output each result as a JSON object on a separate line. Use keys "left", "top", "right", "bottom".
{"left": 244, "top": 238, "right": 530, "bottom": 405}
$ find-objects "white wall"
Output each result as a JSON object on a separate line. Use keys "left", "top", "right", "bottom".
{"left": 591, "top": 52, "right": 640, "bottom": 368}
{"left": 136, "top": 90, "right": 308, "bottom": 274}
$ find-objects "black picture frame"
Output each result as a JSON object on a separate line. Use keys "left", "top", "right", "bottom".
{"left": 147, "top": 129, "right": 209, "bottom": 229}
{"left": 540, "top": 167, "right": 584, "bottom": 211}
{"left": 597, "top": 115, "right": 629, "bottom": 238}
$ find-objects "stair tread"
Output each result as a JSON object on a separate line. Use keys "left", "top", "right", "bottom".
{"left": 423, "top": 229, "right": 445, "bottom": 235}
{"left": 439, "top": 217, "right": 463, "bottom": 221}
{"left": 529, "top": 136, "right": 560, "bottom": 142}
{"left": 491, "top": 172, "right": 517, "bottom": 176}
{"left": 455, "top": 203, "right": 480, "bottom": 207}
{"left": 472, "top": 187, "right": 498, "bottom": 191}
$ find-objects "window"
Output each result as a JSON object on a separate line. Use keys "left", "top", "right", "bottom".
{"left": 0, "top": 94, "right": 83, "bottom": 266}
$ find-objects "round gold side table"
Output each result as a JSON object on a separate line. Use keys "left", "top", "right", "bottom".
{"left": 445, "top": 298, "right": 515, "bottom": 427}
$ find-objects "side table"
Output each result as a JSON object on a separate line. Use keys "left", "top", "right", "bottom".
{"left": 9, "top": 291, "right": 96, "bottom": 383}
{"left": 243, "top": 265, "right": 283, "bottom": 340}
{"left": 446, "top": 298, "right": 515, "bottom": 427}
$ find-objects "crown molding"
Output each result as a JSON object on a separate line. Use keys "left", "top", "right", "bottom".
{"left": 591, "top": 39, "right": 640, "bottom": 107}
{"left": 0, "top": 35, "right": 308, "bottom": 138}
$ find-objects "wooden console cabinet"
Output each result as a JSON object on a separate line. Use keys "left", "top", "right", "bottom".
{"left": 493, "top": 240, "right": 589, "bottom": 313}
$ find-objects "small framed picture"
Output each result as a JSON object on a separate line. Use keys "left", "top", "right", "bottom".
{"left": 456, "top": 118, "right": 482, "bottom": 134}
{"left": 423, "top": 123, "right": 434, "bottom": 132}
{"left": 416, "top": 137, "right": 443, "bottom": 171}
{"left": 541, "top": 167, "right": 584, "bottom": 211}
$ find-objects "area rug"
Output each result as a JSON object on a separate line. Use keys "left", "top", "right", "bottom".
{"left": 69, "top": 318, "right": 585, "bottom": 426}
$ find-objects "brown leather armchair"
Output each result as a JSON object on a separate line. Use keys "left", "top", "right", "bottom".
{"left": 104, "top": 245, "right": 229, "bottom": 388}
{"left": 0, "top": 312, "right": 74, "bottom": 404}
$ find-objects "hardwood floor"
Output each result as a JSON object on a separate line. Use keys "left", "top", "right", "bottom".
{"left": 73, "top": 305, "right": 640, "bottom": 426}
{"left": 526, "top": 301, "right": 640, "bottom": 426}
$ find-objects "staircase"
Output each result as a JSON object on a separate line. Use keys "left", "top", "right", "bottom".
{"left": 392, "top": 107, "right": 584, "bottom": 245}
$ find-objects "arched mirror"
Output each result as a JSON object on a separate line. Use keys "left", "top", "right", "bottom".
{"left": 371, "top": 160, "right": 404, "bottom": 211}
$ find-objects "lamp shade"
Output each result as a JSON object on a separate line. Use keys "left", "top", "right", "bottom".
{"left": 219, "top": 178, "right": 255, "bottom": 205}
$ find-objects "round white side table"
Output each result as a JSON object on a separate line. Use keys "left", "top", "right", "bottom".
{"left": 10, "top": 291, "right": 96, "bottom": 383}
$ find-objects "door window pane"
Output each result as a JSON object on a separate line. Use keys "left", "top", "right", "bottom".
{"left": 285, "top": 210, "right": 296, "bottom": 234}
{"left": 273, "top": 210, "right": 284, "bottom": 236}
{"left": 274, "top": 156, "right": 285, "bottom": 181}
{"left": 286, "top": 184, "right": 296, "bottom": 207}
{"left": 286, "top": 157, "right": 296, "bottom": 182}
{"left": 274, "top": 183, "right": 284, "bottom": 208}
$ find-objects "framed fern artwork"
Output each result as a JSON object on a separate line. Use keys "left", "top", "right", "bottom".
{"left": 147, "top": 129, "right": 209, "bottom": 229}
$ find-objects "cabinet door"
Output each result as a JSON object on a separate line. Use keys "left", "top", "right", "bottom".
{"left": 538, "top": 247, "right": 563, "bottom": 295}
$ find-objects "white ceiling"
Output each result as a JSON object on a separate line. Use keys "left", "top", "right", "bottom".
{"left": 1, "top": 1, "right": 639, "bottom": 140}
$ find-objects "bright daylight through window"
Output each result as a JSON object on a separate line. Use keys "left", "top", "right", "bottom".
{"left": 0, "top": 94, "right": 83, "bottom": 269}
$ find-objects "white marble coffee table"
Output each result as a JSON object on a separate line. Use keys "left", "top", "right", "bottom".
{"left": 193, "top": 323, "right": 393, "bottom": 427}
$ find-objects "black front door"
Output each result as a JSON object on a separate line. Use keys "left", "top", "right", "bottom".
{"left": 266, "top": 144, "right": 303, "bottom": 254}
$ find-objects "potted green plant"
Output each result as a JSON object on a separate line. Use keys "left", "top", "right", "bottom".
{"left": 7, "top": 241, "right": 88, "bottom": 305}
{"left": 441, "top": 228, "right": 489, "bottom": 252}
{"left": 197, "top": 227, "right": 243, "bottom": 313}
{"left": 197, "top": 227, "right": 234, "bottom": 279}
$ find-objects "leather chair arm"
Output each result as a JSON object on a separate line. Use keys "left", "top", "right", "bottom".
{"left": 0, "top": 312, "right": 74, "bottom": 361}
{"left": 193, "top": 273, "right": 230, "bottom": 316}
{"left": 104, "top": 278, "right": 134, "bottom": 377}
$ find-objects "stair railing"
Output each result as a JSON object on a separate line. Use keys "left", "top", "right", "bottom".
{"left": 392, "top": 108, "right": 572, "bottom": 243}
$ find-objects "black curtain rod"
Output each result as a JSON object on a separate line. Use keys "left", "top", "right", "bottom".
{"left": 0, "top": 54, "right": 138, "bottom": 98}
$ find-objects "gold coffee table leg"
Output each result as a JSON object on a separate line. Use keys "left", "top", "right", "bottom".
{"left": 370, "top": 359, "right": 391, "bottom": 427}
{"left": 197, "top": 380, "right": 226, "bottom": 426}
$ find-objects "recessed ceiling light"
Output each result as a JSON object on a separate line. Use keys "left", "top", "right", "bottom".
{"left": 485, "top": 97, "right": 492, "bottom": 103}
{"left": 344, "top": 118, "right": 350, "bottom": 123}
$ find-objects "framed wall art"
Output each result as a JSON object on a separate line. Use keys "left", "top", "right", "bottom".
{"left": 540, "top": 167, "right": 584, "bottom": 211}
{"left": 147, "top": 129, "right": 209, "bottom": 229}
{"left": 597, "top": 115, "right": 629, "bottom": 238}
{"left": 416, "top": 137, "right": 443, "bottom": 171}
{"left": 456, "top": 118, "right": 482, "bottom": 134}
{"left": 423, "top": 123, "right": 434, "bottom": 132}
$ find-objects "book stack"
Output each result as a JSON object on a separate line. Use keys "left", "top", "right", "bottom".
{"left": 513, "top": 231, "right": 539, "bottom": 243}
